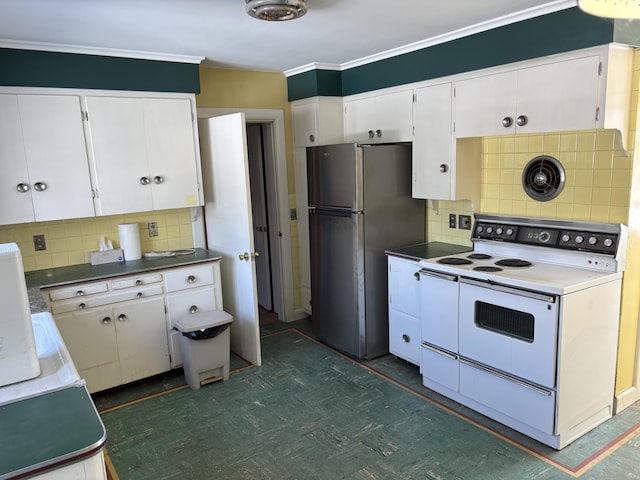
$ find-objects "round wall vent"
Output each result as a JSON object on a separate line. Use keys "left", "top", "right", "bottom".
{"left": 522, "top": 155, "right": 566, "bottom": 202}
{"left": 246, "top": 0, "right": 308, "bottom": 21}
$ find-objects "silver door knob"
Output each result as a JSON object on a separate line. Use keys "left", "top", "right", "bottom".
{"left": 16, "top": 183, "right": 30, "bottom": 193}
{"left": 118, "top": 314, "right": 127, "bottom": 322}
{"left": 516, "top": 115, "right": 528, "bottom": 126}
{"left": 190, "top": 305, "right": 199, "bottom": 314}
{"left": 502, "top": 117, "right": 513, "bottom": 128}
{"left": 140, "top": 177, "right": 151, "bottom": 185}
{"left": 33, "top": 182, "right": 47, "bottom": 192}
{"left": 368, "top": 130, "right": 375, "bottom": 138}
{"left": 439, "top": 164, "right": 448, "bottom": 173}
{"left": 102, "top": 316, "right": 112, "bottom": 325}
{"left": 153, "top": 176, "right": 164, "bottom": 184}
{"left": 375, "top": 129, "right": 382, "bottom": 138}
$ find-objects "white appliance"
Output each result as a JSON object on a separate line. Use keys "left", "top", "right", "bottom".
{"left": 418, "top": 215, "right": 627, "bottom": 449}
{"left": 0, "top": 243, "right": 40, "bottom": 387}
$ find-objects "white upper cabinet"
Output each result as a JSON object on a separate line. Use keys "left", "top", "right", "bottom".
{"left": 344, "top": 89, "right": 414, "bottom": 143}
{"left": 412, "top": 83, "right": 481, "bottom": 204}
{"left": 292, "top": 96, "right": 344, "bottom": 147}
{"left": 453, "top": 46, "right": 633, "bottom": 140}
{"left": 0, "top": 94, "right": 94, "bottom": 225}
{"left": 86, "top": 95, "right": 203, "bottom": 216}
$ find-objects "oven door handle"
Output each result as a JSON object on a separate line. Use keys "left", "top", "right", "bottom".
{"left": 419, "top": 269, "right": 458, "bottom": 282}
{"left": 459, "top": 277, "right": 556, "bottom": 303}
{"left": 459, "top": 358, "right": 554, "bottom": 396}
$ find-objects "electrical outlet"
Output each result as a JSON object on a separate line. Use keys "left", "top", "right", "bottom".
{"left": 148, "top": 222, "right": 158, "bottom": 237}
{"left": 449, "top": 214, "right": 457, "bottom": 229}
{"left": 459, "top": 215, "right": 471, "bottom": 230}
{"left": 33, "top": 234, "right": 46, "bottom": 251}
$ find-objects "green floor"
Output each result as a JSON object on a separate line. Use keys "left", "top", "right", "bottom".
{"left": 95, "top": 320, "right": 640, "bottom": 480}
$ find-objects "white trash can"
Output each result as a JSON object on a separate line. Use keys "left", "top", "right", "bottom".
{"left": 173, "top": 310, "right": 233, "bottom": 390}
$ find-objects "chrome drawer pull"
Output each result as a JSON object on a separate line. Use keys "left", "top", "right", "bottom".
{"left": 136, "top": 279, "right": 143, "bottom": 286}
{"left": 187, "top": 275, "right": 196, "bottom": 284}
{"left": 118, "top": 314, "right": 127, "bottom": 322}
{"left": 190, "top": 305, "right": 199, "bottom": 314}
{"left": 102, "top": 316, "right": 112, "bottom": 325}
{"left": 402, "top": 334, "right": 410, "bottom": 343}
{"left": 79, "top": 302, "right": 86, "bottom": 309}
{"left": 136, "top": 292, "right": 143, "bottom": 298}
{"left": 76, "top": 290, "right": 85, "bottom": 296}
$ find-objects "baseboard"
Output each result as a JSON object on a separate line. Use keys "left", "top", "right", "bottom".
{"left": 614, "top": 386, "right": 638, "bottom": 414}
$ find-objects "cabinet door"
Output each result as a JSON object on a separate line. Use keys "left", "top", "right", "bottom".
{"left": 413, "top": 83, "right": 453, "bottom": 200}
{"left": 454, "top": 71, "right": 517, "bottom": 137}
{"left": 292, "top": 100, "right": 319, "bottom": 147}
{"left": 388, "top": 256, "right": 421, "bottom": 317}
{"left": 0, "top": 95, "right": 34, "bottom": 224}
{"left": 344, "top": 95, "right": 376, "bottom": 142}
{"left": 55, "top": 306, "right": 121, "bottom": 394}
{"left": 515, "top": 55, "right": 600, "bottom": 134}
{"left": 114, "top": 295, "right": 169, "bottom": 384}
{"left": 143, "top": 98, "right": 202, "bottom": 210}
{"left": 86, "top": 96, "right": 152, "bottom": 215}
{"left": 374, "top": 89, "right": 414, "bottom": 143}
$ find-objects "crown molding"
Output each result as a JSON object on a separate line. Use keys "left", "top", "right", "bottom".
{"left": 285, "top": 0, "right": 576, "bottom": 75}
{"left": 0, "top": 39, "right": 204, "bottom": 64}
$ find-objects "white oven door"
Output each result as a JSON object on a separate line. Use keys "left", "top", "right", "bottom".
{"left": 458, "top": 278, "right": 559, "bottom": 388}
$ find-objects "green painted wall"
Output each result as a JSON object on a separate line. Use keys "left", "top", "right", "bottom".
{"left": 0, "top": 48, "right": 200, "bottom": 93}
{"left": 287, "top": 7, "right": 617, "bottom": 101}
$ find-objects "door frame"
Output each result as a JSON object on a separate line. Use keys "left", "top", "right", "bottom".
{"left": 195, "top": 107, "right": 298, "bottom": 322}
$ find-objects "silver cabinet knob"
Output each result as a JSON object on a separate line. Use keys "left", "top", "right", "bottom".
{"left": 375, "top": 129, "right": 382, "bottom": 138}
{"left": 140, "top": 177, "right": 151, "bottom": 185}
{"left": 439, "top": 164, "right": 448, "bottom": 173}
{"left": 153, "top": 176, "right": 164, "bottom": 184}
{"left": 76, "top": 290, "right": 85, "bottom": 296}
{"left": 414, "top": 272, "right": 420, "bottom": 281}
{"left": 33, "top": 182, "right": 47, "bottom": 192}
{"left": 102, "top": 316, "right": 112, "bottom": 325}
{"left": 189, "top": 305, "right": 198, "bottom": 314}
{"left": 16, "top": 183, "right": 30, "bottom": 193}
{"left": 118, "top": 314, "right": 127, "bottom": 322}
{"left": 187, "top": 275, "right": 196, "bottom": 284}
{"left": 516, "top": 115, "right": 528, "bottom": 127}
{"left": 402, "top": 334, "right": 410, "bottom": 343}
{"left": 309, "top": 134, "right": 315, "bottom": 142}
{"left": 136, "top": 292, "right": 143, "bottom": 298}
{"left": 502, "top": 117, "right": 513, "bottom": 128}
{"left": 79, "top": 302, "right": 86, "bottom": 309}
{"left": 367, "top": 130, "right": 375, "bottom": 138}
{"left": 135, "top": 279, "right": 143, "bottom": 286}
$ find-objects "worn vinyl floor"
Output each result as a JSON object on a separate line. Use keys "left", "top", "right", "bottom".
{"left": 95, "top": 314, "right": 640, "bottom": 480}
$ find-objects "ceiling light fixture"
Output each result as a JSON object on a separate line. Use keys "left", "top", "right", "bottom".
{"left": 245, "top": 0, "right": 308, "bottom": 21}
{"left": 578, "top": 0, "right": 640, "bottom": 18}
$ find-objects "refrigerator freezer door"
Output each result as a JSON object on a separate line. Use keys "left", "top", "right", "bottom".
{"left": 307, "top": 143, "right": 362, "bottom": 211}
{"left": 309, "top": 208, "right": 365, "bottom": 357}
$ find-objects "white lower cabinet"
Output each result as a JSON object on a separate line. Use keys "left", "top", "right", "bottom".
{"left": 387, "top": 256, "right": 422, "bottom": 365}
{"left": 44, "top": 260, "right": 222, "bottom": 393}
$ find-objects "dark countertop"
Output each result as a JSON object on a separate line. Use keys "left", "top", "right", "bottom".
{"left": 385, "top": 241, "right": 471, "bottom": 262}
{"left": 25, "top": 248, "right": 222, "bottom": 289}
{"left": 0, "top": 385, "right": 106, "bottom": 480}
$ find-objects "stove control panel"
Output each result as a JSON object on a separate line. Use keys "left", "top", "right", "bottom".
{"left": 473, "top": 222, "right": 619, "bottom": 255}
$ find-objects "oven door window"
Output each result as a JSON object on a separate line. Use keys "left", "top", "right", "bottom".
{"left": 475, "top": 302, "right": 534, "bottom": 343}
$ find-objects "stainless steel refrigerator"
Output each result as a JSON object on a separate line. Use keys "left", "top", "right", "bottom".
{"left": 307, "top": 143, "right": 425, "bottom": 359}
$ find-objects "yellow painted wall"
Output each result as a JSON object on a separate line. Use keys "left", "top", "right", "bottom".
{"left": 0, "top": 209, "right": 194, "bottom": 271}
{"left": 427, "top": 51, "right": 640, "bottom": 395}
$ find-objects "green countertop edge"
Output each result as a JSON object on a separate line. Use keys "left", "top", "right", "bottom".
{"left": 25, "top": 248, "right": 222, "bottom": 289}
{"left": 385, "top": 241, "right": 472, "bottom": 262}
{"left": 0, "top": 384, "right": 107, "bottom": 480}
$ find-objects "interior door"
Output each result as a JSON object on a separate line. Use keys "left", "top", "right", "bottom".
{"left": 246, "top": 124, "right": 273, "bottom": 310}
{"left": 198, "top": 113, "right": 262, "bottom": 366}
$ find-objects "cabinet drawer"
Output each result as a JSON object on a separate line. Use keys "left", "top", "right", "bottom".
{"left": 111, "top": 273, "right": 162, "bottom": 290}
{"left": 46, "top": 282, "right": 108, "bottom": 302}
{"left": 389, "top": 311, "right": 420, "bottom": 366}
{"left": 164, "top": 264, "right": 214, "bottom": 293}
{"left": 422, "top": 344, "right": 459, "bottom": 395}
{"left": 166, "top": 286, "right": 220, "bottom": 324}
{"left": 108, "top": 284, "right": 164, "bottom": 304}
{"left": 51, "top": 284, "right": 163, "bottom": 314}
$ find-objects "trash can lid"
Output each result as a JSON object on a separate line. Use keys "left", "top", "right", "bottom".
{"left": 173, "top": 310, "right": 233, "bottom": 333}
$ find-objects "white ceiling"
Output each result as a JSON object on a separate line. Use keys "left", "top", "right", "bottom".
{"left": 0, "top": 0, "right": 578, "bottom": 73}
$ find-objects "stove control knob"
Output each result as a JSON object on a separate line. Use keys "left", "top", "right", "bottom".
{"left": 476, "top": 225, "right": 484, "bottom": 234}
{"left": 604, "top": 238, "right": 614, "bottom": 248}
{"left": 496, "top": 227, "right": 503, "bottom": 235}
{"left": 588, "top": 236, "right": 598, "bottom": 245}
{"left": 575, "top": 235, "right": 584, "bottom": 244}
{"left": 539, "top": 231, "right": 551, "bottom": 243}
{"left": 486, "top": 227, "right": 494, "bottom": 234}
{"left": 561, "top": 233, "right": 571, "bottom": 243}
{"left": 506, "top": 228, "right": 514, "bottom": 236}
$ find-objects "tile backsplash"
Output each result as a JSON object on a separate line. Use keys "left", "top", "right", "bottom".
{"left": 0, "top": 208, "right": 195, "bottom": 272}
{"left": 427, "top": 129, "right": 631, "bottom": 243}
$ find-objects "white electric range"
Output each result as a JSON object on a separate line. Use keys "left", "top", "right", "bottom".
{"left": 417, "top": 214, "right": 627, "bottom": 449}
